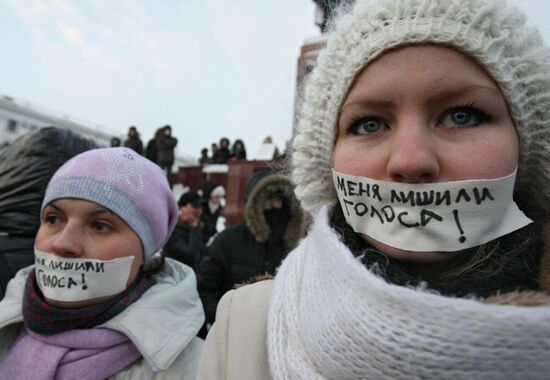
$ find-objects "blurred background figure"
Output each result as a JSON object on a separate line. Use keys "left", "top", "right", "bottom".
{"left": 110, "top": 136, "right": 121, "bottom": 147}
{"left": 213, "top": 137, "right": 231, "bottom": 164}
{"left": 230, "top": 139, "right": 247, "bottom": 161}
{"left": 256, "top": 135, "right": 280, "bottom": 161}
{"left": 163, "top": 191, "right": 207, "bottom": 272}
{"left": 197, "top": 169, "right": 303, "bottom": 324}
{"left": 198, "top": 147, "right": 211, "bottom": 165}
{"left": 210, "top": 143, "right": 217, "bottom": 159}
{"left": 145, "top": 127, "right": 163, "bottom": 164}
{"left": 123, "top": 125, "right": 143, "bottom": 155}
{"left": 156, "top": 124, "right": 178, "bottom": 183}
{"left": 200, "top": 181, "right": 225, "bottom": 244}
{"left": 0, "top": 127, "right": 95, "bottom": 299}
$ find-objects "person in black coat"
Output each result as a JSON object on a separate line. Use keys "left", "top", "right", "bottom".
{"left": 0, "top": 127, "right": 95, "bottom": 298}
{"left": 212, "top": 137, "right": 232, "bottom": 164}
{"left": 200, "top": 180, "right": 225, "bottom": 244}
{"left": 145, "top": 127, "right": 163, "bottom": 164}
{"left": 197, "top": 169, "right": 304, "bottom": 324}
{"left": 156, "top": 124, "right": 178, "bottom": 180}
{"left": 230, "top": 139, "right": 247, "bottom": 160}
{"left": 123, "top": 125, "right": 144, "bottom": 155}
{"left": 163, "top": 191, "right": 207, "bottom": 271}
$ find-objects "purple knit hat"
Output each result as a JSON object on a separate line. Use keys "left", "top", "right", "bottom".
{"left": 41, "top": 147, "right": 178, "bottom": 261}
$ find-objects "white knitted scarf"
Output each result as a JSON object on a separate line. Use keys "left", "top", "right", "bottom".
{"left": 268, "top": 206, "right": 550, "bottom": 380}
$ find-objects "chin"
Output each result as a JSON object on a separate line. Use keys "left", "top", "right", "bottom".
{"left": 361, "top": 234, "right": 460, "bottom": 264}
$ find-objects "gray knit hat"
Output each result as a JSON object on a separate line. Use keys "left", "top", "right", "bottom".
{"left": 292, "top": 0, "right": 550, "bottom": 221}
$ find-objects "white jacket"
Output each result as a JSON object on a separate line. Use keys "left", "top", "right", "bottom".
{"left": 0, "top": 258, "right": 204, "bottom": 380}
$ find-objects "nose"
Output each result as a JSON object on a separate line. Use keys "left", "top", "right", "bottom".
{"left": 51, "top": 222, "right": 84, "bottom": 258}
{"left": 386, "top": 123, "right": 439, "bottom": 183}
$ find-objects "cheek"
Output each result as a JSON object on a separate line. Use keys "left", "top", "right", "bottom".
{"left": 126, "top": 253, "right": 144, "bottom": 287}
{"left": 94, "top": 231, "right": 143, "bottom": 261}
{"left": 450, "top": 130, "right": 519, "bottom": 178}
{"left": 332, "top": 137, "right": 386, "bottom": 178}
{"left": 34, "top": 227, "right": 47, "bottom": 250}
{"left": 34, "top": 225, "right": 54, "bottom": 252}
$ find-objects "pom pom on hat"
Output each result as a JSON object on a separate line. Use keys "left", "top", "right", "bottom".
{"left": 42, "top": 147, "right": 179, "bottom": 261}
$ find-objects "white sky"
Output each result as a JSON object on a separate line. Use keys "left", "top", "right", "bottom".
{"left": 0, "top": 0, "right": 319, "bottom": 160}
{"left": 0, "top": 0, "right": 548, "bottom": 161}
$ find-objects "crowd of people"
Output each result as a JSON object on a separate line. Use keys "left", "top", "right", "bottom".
{"left": 117, "top": 124, "right": 280, "bottom": 170}
{"left": 198, "top": 137, "right": 247, "bottom": 165}
{"left": 0, "top": 0, "right": 549, "bottom": 378}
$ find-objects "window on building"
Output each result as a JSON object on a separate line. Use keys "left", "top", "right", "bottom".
{"left": 7, "top": 119, "right": 17, "bottom": 133}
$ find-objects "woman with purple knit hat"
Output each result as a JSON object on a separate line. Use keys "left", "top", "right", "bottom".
{"left": 0, "top": 147, "right": 204, "bottom": 379}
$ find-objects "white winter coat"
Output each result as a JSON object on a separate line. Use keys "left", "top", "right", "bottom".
{"left": 0, "top": 258, "right": 205, "bottom": 380}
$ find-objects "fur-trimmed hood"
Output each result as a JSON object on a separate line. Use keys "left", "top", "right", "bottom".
{"left": 244, "top": 173, "right": 303, "bottom": 249}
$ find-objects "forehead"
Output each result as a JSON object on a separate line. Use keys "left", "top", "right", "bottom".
{"left": 344, "top": 44, "right": 501, "bottom": 103}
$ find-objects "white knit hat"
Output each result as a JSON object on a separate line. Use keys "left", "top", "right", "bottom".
{"left": 292, "top": 0, "right": 550, "bottom": 222}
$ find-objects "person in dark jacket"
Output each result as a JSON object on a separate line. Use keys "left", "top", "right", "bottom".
{"left": 163, "top": 191, "right": 207, "bottom": 271}
{"left": 145, "top": 127, "right": 163, "bottom": 164}
{"left": 0, "top": 127, "right": 95, "bottom": 298}
{"left": 197, "top": 169, "right": 304, "bottom": 324}
{"left": 156, "top": 125, "right": 178, "bottom": 184}
{"left": 123, "top": 125, "right": 144, "bottom": 155}
{"left": 200, "top": 181, "right": 225, "bottom": 244}
{"left": 198, "top": 148, "right": 211, "bottom": 165}
{"left": 212, "top": 137, "right": 232, "bottom": 164}
{"left": 230, "top": 139, "right": 247, "bottom": 161}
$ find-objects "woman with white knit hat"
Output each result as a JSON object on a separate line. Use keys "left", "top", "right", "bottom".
{"left": 197, "top": 0, "right": 550, "bottom": 379}
{"left": 0, "top": 147, "right": 205, "bottom": 379}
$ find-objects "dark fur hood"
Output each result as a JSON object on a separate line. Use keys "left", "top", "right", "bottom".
{"left": 244, "top": 174, "right": 304, "bottom": 249}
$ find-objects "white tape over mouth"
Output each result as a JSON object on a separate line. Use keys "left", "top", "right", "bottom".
{"left": 332, "top": 168, "right": 532, "bottom": 252}
{"left": 34, "top": 249, "right": 135, "bottom": 302}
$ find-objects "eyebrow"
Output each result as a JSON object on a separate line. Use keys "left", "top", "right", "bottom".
{"left": 46, "top": 202, "right": 115, "bottom": 216}
{"left": 341, "top": 85, "right": 502, "bottom": 113}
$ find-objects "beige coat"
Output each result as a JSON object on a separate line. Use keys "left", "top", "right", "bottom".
{"left": 196, "top": 280, "right": 273, "bottom": 380}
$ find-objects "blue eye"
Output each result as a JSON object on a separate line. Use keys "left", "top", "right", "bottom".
{"left": 440, "top": 107, "right": 489, "bottom": 128}
{"left": 349, "top": 117, "right": 387, "bottom": 135}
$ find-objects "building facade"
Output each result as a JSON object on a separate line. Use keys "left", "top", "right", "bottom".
{"left": 0, "top": 95, "right": 118, "bottom": 149}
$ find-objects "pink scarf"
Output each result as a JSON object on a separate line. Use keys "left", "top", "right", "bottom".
{"left": 0, "top": 327, "right": 141, "bottom": 380}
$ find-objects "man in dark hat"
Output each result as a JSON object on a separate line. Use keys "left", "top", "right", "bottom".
{"left": 163, "top": 191, "right": 206, "bottom": 271}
